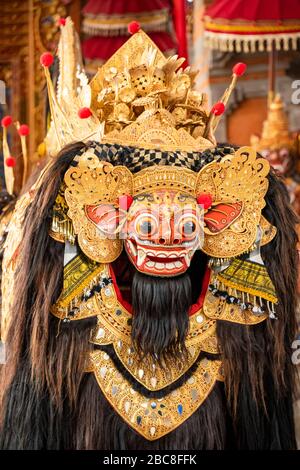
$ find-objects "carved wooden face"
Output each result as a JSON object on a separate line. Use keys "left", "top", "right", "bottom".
{"left": 84, "top": 189, "right": 244, "bottom": 277}
{"left": 123, "top": 191, "right": 204, "bottom": 276}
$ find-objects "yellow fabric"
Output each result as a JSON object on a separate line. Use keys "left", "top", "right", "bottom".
{"left": 217, "top": 258, "right": 278, "bottom": 304}
{"left": 57, "top": 253, "right": 103, "bottom": 308}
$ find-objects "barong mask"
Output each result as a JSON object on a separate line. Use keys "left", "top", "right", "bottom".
{"left": 3, "top": 19, "right": 292, "bottom": 446}
{"left": 41, "top": 21, "right": 273, "bottom": 281}
{"left": 62, "top": 146, "right": 271, "bottom": 277}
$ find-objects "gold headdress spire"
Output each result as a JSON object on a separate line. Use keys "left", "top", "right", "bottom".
{"left": 41, "top": 17, "right": 104, "bottom": 157}
{"left": 41, "top": 19, "right": 246, "bottom": 154}
{"left": 1, "top": 117, "right": 30, "bottom": 195}
{"left": 250, "top": 94, "right": 294, "bottom": 151}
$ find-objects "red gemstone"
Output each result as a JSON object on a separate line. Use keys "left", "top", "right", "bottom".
{"left": 232, "top": 62, "right": 247, "bottom": 77}
{"left": 5, "top": 156, "right": 16, "bottom": 168}
{"left": 128, "top": 21, "right": 140, "bottom": 35}
{"left": 197, "top": 193, "right": 213, "bottom": 210}
{"left": 211, "top": 102, "right": 225, "bottom": 116}
{"left": 78, "top": 107, "right": 92, "bottom": 119}
{"left": 1, "top": 115, "right": 13, "bottom": 127}
{"left": 40, "top": 52, "right": 54, "bottom": 67}
{"left": 18, "top": 124, "right": 30, "bottom": 136}
{"left": 58, "top": 17, "right": 66, "bottom": 26}
{"left": 119, "top": 195, "right": 134, "bottom": 211}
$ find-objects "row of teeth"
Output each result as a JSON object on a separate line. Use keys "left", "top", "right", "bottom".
{"left": 126, "top": 240, "right": 193, "bottom": 268}
{"left": 145, "top": 260, "right": 183, "bottom": 270}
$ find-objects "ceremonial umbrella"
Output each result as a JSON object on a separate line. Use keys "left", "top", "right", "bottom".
{"left": 203, "top": 0, "right": 300, "bottom": 98}
{"left": 81, "top": 0, "right": 177, "bottom": 74}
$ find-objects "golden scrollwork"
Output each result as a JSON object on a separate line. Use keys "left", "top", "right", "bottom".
{"left": 203, "top": 291, "right": 268, "bottom": 325}
{"left": 64, "top": 152, "right": 133, "bottom": 263}
{"left": 63, "top": 146, "right": 273, "bottom": 262}
{"left": 197, "top": 146, "right": 271, "bottom": 258}
{"left": 91, "top": 349, "right": 223, "bottom": 441}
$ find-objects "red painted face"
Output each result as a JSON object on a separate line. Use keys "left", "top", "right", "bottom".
{"left": 85, "top": 190, "right": 243, "bottom": 276}
{"left": 123, "top": 191, "right": 204, "bottom": 276}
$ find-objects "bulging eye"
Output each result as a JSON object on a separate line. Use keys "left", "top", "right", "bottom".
{"left": 140, "top": 220, "right": 152, "bottom": 234}
{"left": 182, "top": 220, "right": 196, "bottom": 235}
{"left": 177, "top": 214, "right": 198, "bottom": 239}
{"left": 135, "top": 213, "right": 158, "bottom": 237}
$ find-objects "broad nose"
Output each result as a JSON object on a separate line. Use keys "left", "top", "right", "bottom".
{"left": 154, "top": 214, "right": 179, "bottom": 245}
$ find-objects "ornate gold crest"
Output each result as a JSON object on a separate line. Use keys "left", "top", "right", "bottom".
{"left": 41, "top": 19, "right": 246, "bottom": 154}
{"left": 64, "top": 152, "right": 133, "bottom": 263}
{"left": 63, "top": 146, "right": 271, "bottom": 262}
{"left": 197, "top": 146, "right": 270, "bottom": 257}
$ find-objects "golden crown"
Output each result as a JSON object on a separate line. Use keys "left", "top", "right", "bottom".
{"left": 40, "top": 17, "right": 246, "bottom": 155}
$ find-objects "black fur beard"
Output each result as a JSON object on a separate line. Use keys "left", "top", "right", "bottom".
{"left": 131, "top": 271, "right": 191, "bottom": 364}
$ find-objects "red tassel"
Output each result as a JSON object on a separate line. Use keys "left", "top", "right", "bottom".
{"left": 211, "top": 102, "right": 225, "bottom": 116}
{"left": 232, "top": 62, "right": 247, "bottom": 77}
{"left": 40, "top": 52, "right": 54, "bottom": 67}
{"left": 128, "top": 21, "right": 140, "bottom": 35}
{"left": 58, "top": 17, "right": 66, "bottom": 26}
{"left": 197, "top": 193, "right": 213, "bottom": 210}
{"left": 1, "top": 115, "right": 13, "bottom": 127}
{"left": 18, "top": 124, "right": 30, "bottom": 136}
{"left": 5, "top": 156, "right": 16, "bottom": 168}
{"left": 78, "top": 107, "right": 92, "bottom": 119}
{"left": 119, "top": 195, "right": 134, "bottom": 210}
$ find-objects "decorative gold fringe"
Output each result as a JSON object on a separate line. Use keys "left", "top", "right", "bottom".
{"left": 53, "top": 264, "right": 104, "bottom": 313}
{"left": 82, "top": 10, "right": 168, "bottom": 37}
{"left": 82, "top": 21, "right": 167, "bottom": 37}
{"left": 204, "top": 32, "right": 300, "bottom": 53}
{"left": 50, "top": 215, "right": 76, "bottom": 245}
{"left": 214, "top": 275, "right": 278, "bottom": 305}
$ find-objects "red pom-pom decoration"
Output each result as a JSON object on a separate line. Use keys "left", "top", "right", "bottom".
{"left": 197, "top": 193, "right": 213, "bottom": 210}
{"left": 211, "top": 102, "right": 225, "bottom": 116}
{"left": 18, "top": 124, "right": 30, "bottom": 136}
{"left": 40, "top": 52, "right": 54, "bottom": 67}
{"left": 78, "top": 107, "right": 92, "bottom": 119}
{"left": 119, "top": 195, "right": 134, "bottom": 211}
{"left": 232, "top": 62, "right": 247, "bottom": 77}
{"left": 58, "top": 17, "right": 66, "bottom": 26}
{"left": 1, "top": 115, "right": 13, "bottom": 128}
{"left": 128, "top": 21, "right": 140, "bottom": 35}
{"left": 5, "top": 156, "right": 16, "bottom": 168}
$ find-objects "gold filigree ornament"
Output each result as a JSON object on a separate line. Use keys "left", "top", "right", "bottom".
{"left": 260, "top": 215, "right": 277, "bottom": 246}
{"left": 203, "top": 291, "right": 268, "bottom": 325}
{"left": 64, "top": 146, "right": 273, "bottom": 262}
{"left": 41, "top": 18, "right": 250, "bottom": 157}
{"left": 51, "top": 260, "right": 268, "bottom": 439}
{"left": 90, "top": 290, "right": 219, "bottom": 391}
{"left": 197, "top": 146, "right": 271, "bottom": 258}
{"left": 64, "top": 151, "right": 133, "bottom": 263}
{"left": 90, "top": 350, "right": 223, "bottom": 441}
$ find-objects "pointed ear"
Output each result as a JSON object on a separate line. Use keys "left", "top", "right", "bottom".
{"left": 85, "top": 204, "right": 124, "bottom": 236}
{"left": 64, "top": 155, "right": 134, "bottom": 262}
{"left": 204, "top": 202, "right": 243, "bottom": 234}
{"left": 196, "top": 147, "right": 269, "bottom": 257}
